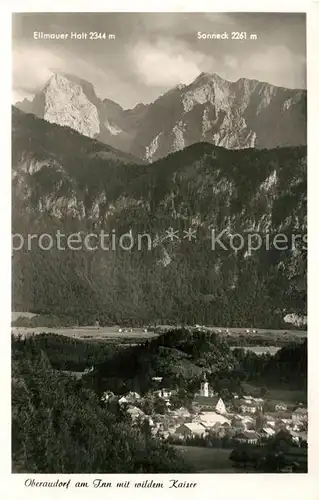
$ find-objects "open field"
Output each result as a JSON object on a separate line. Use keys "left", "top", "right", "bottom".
{"left": 242, "top": 382, "right": 306, "bottom": 405}
{"left": 11, "top": 320, "right": 307, "bottom": 344}
{"left": 11, "top": 326, "right": 158, "bottom": 342}
{"left": 217, "top": 327, "right": 307, "bottom": 338}
{"left": 156, "top": 325, "right": 307, "bottom": 337}
{"left": 11, "top": 311, "right": 37, "bottom": 321}
{"left": 11, "top": 312, "right": 307, "bottom": 349}
{"left": 173, "top": 445, "right": 236, "bottom": 473}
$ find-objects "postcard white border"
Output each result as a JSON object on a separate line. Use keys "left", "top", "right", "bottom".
{"left": 1, "top": 1, "right": 318, "bottom": 499}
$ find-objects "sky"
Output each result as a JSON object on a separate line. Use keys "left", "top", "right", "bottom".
{"left": 12, "top": 12, "right": 306, "bottom": 109}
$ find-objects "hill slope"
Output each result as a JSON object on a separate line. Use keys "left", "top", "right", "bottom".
{"left": 12, "top": 109, "right": 307, "bottom": 326}
{"left": 85, "top": 330, "right": 307, "bottom": 395}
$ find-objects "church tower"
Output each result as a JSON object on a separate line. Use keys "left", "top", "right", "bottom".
{"left": 200, "top": 373, "right": 209, "bottom": 397}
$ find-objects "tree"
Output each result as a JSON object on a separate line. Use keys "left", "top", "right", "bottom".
{"left": 153, "top": 396, "right": 167, "bottom": 415}
{"left": 12, "top": 344, "right": 193, "bottom": 473}
{"left": 170, "top": 388, "right": 193, "bottom": 410}
{"left": 259, "top": 387, "right": 269, "bottom": 398}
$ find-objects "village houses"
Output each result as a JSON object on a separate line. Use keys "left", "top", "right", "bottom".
{"left": 238, "top": 395, "right": 264, "bottom": 414}
{"left": 100, "top": 375, "right": 307, "bottom": 447}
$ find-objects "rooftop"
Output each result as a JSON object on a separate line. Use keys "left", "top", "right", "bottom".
{"left": 239, "top": 400, "right": 260, "bottom": 408}
{"left": 261, "top": 427, "right": 276, "bottom": 436}
{"left": 127, "top": 406, "right": 145, "bottom": 417}
{"left": 171, "top": 407, "right": 191, "bottom": 417}
{"left": 243, "top": 396, "right": 264, "bottom": 403}
{"left": 184, "top": 422, "right": 206, "bottom": 430}
{"left": 194, "top": 395, "right": 221, "bottom": 406}
{"left": 293, "top": 408, "right": 308, "bottom": 414}
{"left": 197, "top": 412, "right": 230, "bottom": 426}
{"left": 176, "top": 423, "right": 207, "bottom": 435}
{"left": 236, "top": 431, "right": 259, "bottom": 440}
{"left": 266, "top": 411, "right": 292, "bottom": 419}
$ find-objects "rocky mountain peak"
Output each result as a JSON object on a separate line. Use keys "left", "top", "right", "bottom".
{"left": 193, "top": 71, "right": 224, "bottom": 83}
{"left": 33, "top": 72, "right": 101, "bottom": 138}
{"left": 137, "top": 72, "right": 305, "bottom": 161}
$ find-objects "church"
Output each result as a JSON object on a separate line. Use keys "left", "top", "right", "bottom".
{"left": 193, "top": 374, "right": 227, "bottom": 414}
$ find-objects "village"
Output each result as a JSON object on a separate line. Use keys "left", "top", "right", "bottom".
{"left": 101, "top": 375, "right": 308, "bottom": 448}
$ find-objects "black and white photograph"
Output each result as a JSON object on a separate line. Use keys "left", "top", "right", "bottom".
{"left": 11, "top": 11, "right": 307, "bottom": 475}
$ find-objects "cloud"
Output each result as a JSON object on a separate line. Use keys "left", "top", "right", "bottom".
{"left": 11, "top": 13, "right": 306, "bottom": 108}
{"left": 224, "top": 55, "right": 239, "bottom": 70}
{"left": 12, "top": 44, "right": 116, "bottom": 102}
{"left": 243, "top": 45, "right": 306, "bottom": 88}
{"left": 130, "top": 38, "right": 213, "bottom": 87}
{"left": 12, "top": 47, "right": 62, "bottom": 94}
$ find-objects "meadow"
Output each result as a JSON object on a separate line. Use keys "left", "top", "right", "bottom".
{"left": 242, "top": 382, "right": 306, "bottom": 406}
{"left": 11, "top": 325, "right": 158, "bottom": 342}
{"left": 173, "top": 445, "right": 235, "bottom": 473}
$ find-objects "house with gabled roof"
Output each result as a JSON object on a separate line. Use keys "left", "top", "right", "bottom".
{"left": 238, "top": 398, "right": 262, "bottom": 414}
{"left": 275, "top": 403, "right": 288, "bottom": 411}
{"left": 235, "top": 431, "right": 259, "bottom": 444}
{"left": 101, "top": 391, "right": 115, "bottom": 403}
{"left": 126, "top": 406, "right": 145, "bottom": 421}
{"left": 196, "top": 411, "right": 230, "bottom": 428}
{"left": 126, "top": 391, "right": 141, "bottom": 401}
{"left": 175, "top": 422, "right": 207, "bottom": 438}
{"left": 258, "top": 427, "right": 276, "bottom": 439}
{"left": 118, "top": 396, "right": 128, "bottom": 405}
{"left": 292, "top": 407, "right": 308, "bottom": 423}
{"left": 154, "top": 388, "right": 172, "bottom": 399}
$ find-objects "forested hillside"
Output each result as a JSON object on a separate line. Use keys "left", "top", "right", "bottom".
{"left": 13, "top": 331, "right": 307, "bottom": 399}
{"left": 12, "top": 338, "right": 193, "bottom": 473}
{"left": 12, "top": 108, "right": 307, "bottom": 327}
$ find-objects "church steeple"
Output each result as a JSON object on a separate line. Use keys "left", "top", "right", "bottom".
{"left": 200, "top": 372, "right": 209, "bottom": 397}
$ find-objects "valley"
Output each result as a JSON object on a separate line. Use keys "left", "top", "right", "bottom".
{"left": 11, "top": 316, "right": 306, "bottom": 348}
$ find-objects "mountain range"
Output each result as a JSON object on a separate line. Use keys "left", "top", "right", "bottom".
{"left": 15, "top": 71, "right": 306, "bottom": 162}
